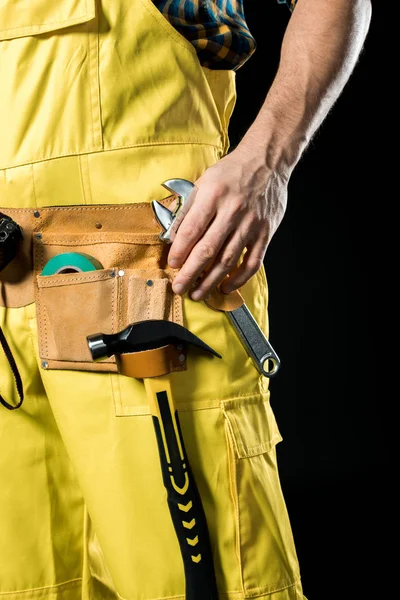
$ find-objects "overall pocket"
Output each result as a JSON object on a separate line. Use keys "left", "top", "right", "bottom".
{"left": 221, "top": 395, "right": 302, "bottom": 595}
{"left": 33, "top": 231, "right": 182, "bottom": 373}
{"left": 0, "top": 0, "right": 101, "bottom": 169}
{"left": 0, "top": 0, "right": 96, "bottom": 39}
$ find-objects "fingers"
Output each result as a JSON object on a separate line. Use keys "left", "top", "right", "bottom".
{"left": 219, "top": 241, "right": 267, "bottom": 294}
{"left": 171, "top": 214, "right": 269, "bottom": 301}
{"left": 167, "top": 192, "right": 218, "bottom": 269}
{"left": 170, "top": 217, "right": 235, "bottom": 297}
{"left": 190, "top": 234, "right": 267, "bottom": 301}
{"left": 166, "top": 177, "right": 273, "bottom": 300}
{"left": 188, "top": 229, "right": 246, "bottom": 300}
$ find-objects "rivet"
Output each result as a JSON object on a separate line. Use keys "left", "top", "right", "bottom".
{"left": 118, "top": 269, "right": 125, "bottom": 277}
{"left": 146, "top": 279, "right": 153, "bottom": 286}
{"left": 177, "top": 344, "right": 183, "bottom": 351}
{"left": 41, "top": 361, "right": 48, "bottom": 369}
{"left": 35, "top": 233, "right": 42, "bottom": 240}
{"left": 110, "top": 270, "right": 116, "bottom": 278}
{"left": 33, "top": 210, "right": 40, "bottom": 218}
{"left": 95, "top": 223, "right": 102, "bottom": 229}
{"left": 178, "top": 354, "right": 185, "bottom": 362}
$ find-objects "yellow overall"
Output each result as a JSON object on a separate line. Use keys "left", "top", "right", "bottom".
{"left": 0, "top": 1, "right": 306, "bottom": 598}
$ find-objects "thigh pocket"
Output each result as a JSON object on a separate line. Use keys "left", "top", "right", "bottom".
{"left": 221, "top": 395, "right": 301, "bottom": 595}
{"left": 34, "top": 237, "right": 182, "bottom": 372}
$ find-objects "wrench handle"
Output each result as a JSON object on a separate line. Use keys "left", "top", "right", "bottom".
{"left": 227, "top": 305, "right": 281, "bottom": 377}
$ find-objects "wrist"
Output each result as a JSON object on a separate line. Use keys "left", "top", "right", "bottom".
{"left": 237, "top": 107, "right": 310, "bottom": 179}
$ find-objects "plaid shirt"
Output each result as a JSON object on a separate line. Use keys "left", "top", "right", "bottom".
{"left": 152, "top": 0, "right": 297, "bottom": 71}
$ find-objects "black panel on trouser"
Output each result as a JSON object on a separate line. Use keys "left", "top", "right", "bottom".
{"left": 0, "top": 326, "right": 24, "bottom": 410}
{"left": 152, "top": 390, "right": 219, "bottom": 600}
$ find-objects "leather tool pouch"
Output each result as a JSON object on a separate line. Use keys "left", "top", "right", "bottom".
{"left": 0, "top": 199, "right": 185, "bottom": 374}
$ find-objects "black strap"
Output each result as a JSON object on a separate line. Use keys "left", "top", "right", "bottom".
{"left": 0, "top": 325, "right": 24, "bottom": 410}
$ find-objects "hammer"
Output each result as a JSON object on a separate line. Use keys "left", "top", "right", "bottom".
{"left": 87, "top": 320, "right": 221, "bottom": 599}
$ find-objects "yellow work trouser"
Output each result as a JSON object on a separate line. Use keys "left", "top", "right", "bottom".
{"left": 0, "top": 0, "right": 306, "bottom": 598}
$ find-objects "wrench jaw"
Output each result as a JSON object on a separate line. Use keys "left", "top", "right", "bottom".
{"left": 152, "top": 178, "right": 197, "bottom": 243}
{"left": 151, "top": 200, "right": 175, "bottom": 243}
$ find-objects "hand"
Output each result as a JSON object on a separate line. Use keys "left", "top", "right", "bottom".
{"left": 167, "top": 145, "right": 289, "bottom": 301}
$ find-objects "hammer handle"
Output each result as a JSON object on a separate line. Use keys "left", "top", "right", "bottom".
{"left": 144, "top": 376, "right": 218, "bottom": 599}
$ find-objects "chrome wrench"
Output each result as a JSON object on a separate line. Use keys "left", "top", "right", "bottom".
{"left": 152, "top": 178, "right": 281, "bottom": 377}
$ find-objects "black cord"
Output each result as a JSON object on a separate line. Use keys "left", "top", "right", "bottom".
{"left": 0, "top": 325, "right": 24, "bottom": 410}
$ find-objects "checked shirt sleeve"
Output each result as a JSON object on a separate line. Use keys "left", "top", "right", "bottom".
{"left": 277, "top": 0, "right": 298, "bottom": 10}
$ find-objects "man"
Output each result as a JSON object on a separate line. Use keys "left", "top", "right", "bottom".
{"left": 0, "top": 1, "right": 371, "bottom": 599}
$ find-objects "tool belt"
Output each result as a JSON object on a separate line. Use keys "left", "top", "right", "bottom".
{"left": 0, "top": 199, "right": 187, "bottom": 374}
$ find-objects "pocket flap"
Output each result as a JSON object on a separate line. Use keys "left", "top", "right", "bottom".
{"left": 221, "top": 394, "right": 283, "bottom": 458}
{"left": 0, "top": 0, "right": 95, "bottom": 41}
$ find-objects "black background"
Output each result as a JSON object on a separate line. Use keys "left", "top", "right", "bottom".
{"left": 229, "top": 3, "right": 388, "bottom": 599}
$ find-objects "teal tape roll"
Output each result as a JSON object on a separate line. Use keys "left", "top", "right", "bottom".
{"left": 41, "top": 252, "right": 103, "bottom": 275}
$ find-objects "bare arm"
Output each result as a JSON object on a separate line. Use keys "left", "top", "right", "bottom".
{"left": 237, "top": 0, "right": 373, "bottom": 173}
{"left": 168, "top": 0, "right": 372, "bottom": 300}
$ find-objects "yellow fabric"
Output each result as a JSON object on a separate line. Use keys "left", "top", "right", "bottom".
{"left": 0, "top": 1, "right": 306, "bottom": 598}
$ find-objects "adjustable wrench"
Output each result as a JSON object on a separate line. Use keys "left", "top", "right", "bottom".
{"left": 152, "top": 179, "right": 281, "bottom": 377}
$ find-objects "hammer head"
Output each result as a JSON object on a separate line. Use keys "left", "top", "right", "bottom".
{"left": 87, "top": 319, "right": 222, "bottom": 361}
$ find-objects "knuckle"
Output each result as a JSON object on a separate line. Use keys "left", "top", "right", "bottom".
{"left": 220, "top": 251, "right": 239, "bottom": 271}
{"left": 247, "top": 256, "right": 263, "bottom": 274}
{"left": 206, "top": 180, "right": 230, "bottom": 199}
{"left": 174, "top": 268, "right": 194, "bottom": 285}
{"left": 180, "top": 220, "right": 199, "bottom": 241}
{"left": 229, "top": 199, "right": 245, "bottom": 218}
{"left": 198, "top": 242, "right": 217, "bottom": 261}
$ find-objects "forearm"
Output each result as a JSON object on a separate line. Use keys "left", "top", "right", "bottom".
{"left": 238, "top": 0, "right": 372, "bottom": 176}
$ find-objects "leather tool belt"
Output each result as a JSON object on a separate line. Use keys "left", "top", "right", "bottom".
{"left": 0, "top": 198, "right": 187, "bottom": 374}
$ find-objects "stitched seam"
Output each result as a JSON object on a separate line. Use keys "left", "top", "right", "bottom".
{"left": 0, "top": 207, "right": 160, "bottom": 212}
{"left": 237, "top": 435, "right": 282, "bottom": 458}
{"left": 146, "top": 280, "right": 151, "bottom": 321}
{"left": 39, "top": 243, "right": 48, "bottom": 358}
{"left": 86, "top": 15, "right": 98, "bottom": 149}
{"left": 85, "top": 154, "right": 94, "bottom": 204}
{"left": 78, "top": 155, "right": 87, "bottom": 205}
{"left": 117, "top": 270, "right": 123, "bottom": 330}
{"left": 109, "top": 372, "right": 119, "bottom": 416}
{"left": 221, "top": 394, "right": 270, "bottom": 409}
{"left": 38, "top": 232, "right": 160, "bottom": 246}
{"left": 176, "top": 391, "right": 270, "bottom": 412}
{"left": 111, "top": 272, "right": 115, "bottom": 334}
{"left": 0, "top": 578, "right": 82, "bottom": 597}
{"left": 113, "top": 579, "right": 303, "bottom": 600}
{"left": 38, "top": 273, "right": 112, "bottom": 286}
{"left": 94, "top": 7, "right": 103, "bottom": 149}
{"left": 0, "top": 16, "right": 90, "bottom": 34}
{"left": 226, "top": 424, "right": 244, "bottom": 593}
{"left": 242, "top": 576, "right": 303, "bottom": 597}
{"left": 116, "top": 592, "right": 185, "bottom": 600}
{"left": 0, "top": 141, "right": 225, "bottom": 171}
{"left": 31, "top": 163, "right": 38, "bottom": 207}
{"left": 138, "top": 0, "right": 196, "bottom": 55}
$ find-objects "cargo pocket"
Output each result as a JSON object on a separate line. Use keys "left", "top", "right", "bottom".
{"left": 221, "top": 394, "right": 301, "bottom": 596}
{"left": 0, "top": 0, "right": 101, "bottom": 169}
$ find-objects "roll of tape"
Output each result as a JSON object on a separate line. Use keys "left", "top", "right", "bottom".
{"left": 41, "top": 252, "right": 103, "bottom": 275}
